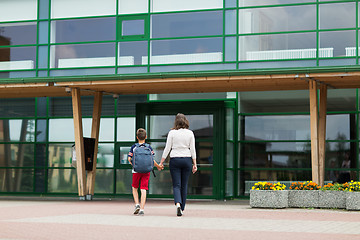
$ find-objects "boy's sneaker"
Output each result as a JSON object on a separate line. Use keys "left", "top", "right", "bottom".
{"left": 138, "top": 210, "right": 144, "bottom": 216}
{"left": 133, "top": 204, "right": 140, "bottom": 214}
{"left": 177, "top": 206, "right": 182, "bottom": 216}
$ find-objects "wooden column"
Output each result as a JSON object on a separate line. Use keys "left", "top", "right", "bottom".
{"left": 309, "top": 80, "right": 320, "bottom": 184}
{"left": 71, "top": 88, "right": 86, "bottom": 197}
{"left": 318, "top": 84, "right": 327, "bottom": 186}
{"left": 86, "top": 92, "right": 103, "bottom": 197}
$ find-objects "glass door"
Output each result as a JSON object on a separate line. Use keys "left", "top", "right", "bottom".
{"left": 136, "top": 101, "right": 226, "bottom": 199}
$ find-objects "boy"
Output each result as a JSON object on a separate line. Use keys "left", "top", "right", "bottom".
{"left": 128, "top": 128, "right": 163, "bottom": 216}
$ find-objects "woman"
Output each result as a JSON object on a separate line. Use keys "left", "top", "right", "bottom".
{"left": 160, "top": 113, "right": 197, "bottom": 216}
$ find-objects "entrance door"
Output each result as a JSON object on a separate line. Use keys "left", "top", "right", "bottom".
{"left": 136, "top": 101, "right": 226, "bottom": 199}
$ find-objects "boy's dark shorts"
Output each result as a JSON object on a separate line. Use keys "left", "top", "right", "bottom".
{"left": 132, "top": 172, "right": 150, "bottom": 190}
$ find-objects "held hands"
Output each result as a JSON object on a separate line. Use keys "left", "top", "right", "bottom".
{"left": 157, "top": 164, "right": 164, "bottom": 171}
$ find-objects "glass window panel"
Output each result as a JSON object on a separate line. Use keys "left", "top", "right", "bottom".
{"left": 101, "top": 95, "right": 115, "bottom": 116}
{"left": 0, "top": 0, "right": 37, "bottom": 21}
{"left": 239, "top": 0, "right": 314, "bottom": 7}
{"left": 100, "top": 119, "right": 114, "bottom": 141}
{"left": 151, "top": 11, "right": 222, "bottom": 38}
{"left": 150, "top": 63, "right": 236, "bottom": 72}
{"left": 326, "top": 141, "right": 352, "bottom": 168}
{"left": 119, "top": 0, "right": 148, "bottom": 14}
{"left": 0, "top": 120, "right": 35, "bottom": 142}
{"left": 225, "top": 0, "right": 237, "bottom": 8}
{"left": 149, "top": 92, "right": 229, "bottom": 101}
{"left": 226, "top": 108, "right": 234, "bottom": 140}
{"left": 51, "top": 18, "right": 116, "bottom": 43}
{"left": 0, "top": 46, "right": 36, "bottom": 71}
{"left": 50, "top": 68, "right": 115, "bottom": 77}
{"left": 225, "top": 10, "right": 236, "bottom": 35}
{"left": 0, "top": 144, "right": 34, "bottom": 167}
{"left": 94, "top": 169, "right": 114, "bottom": 193}
{"left": 241, "top": 170, "right": 312, "bottom": 195}
{"left": 97, "top": 143, "right": 114, "bottom": 167}
{"left": 119, "top": 146, "right": 131, "bottom": 165}
{"left": 0, "top": 169, "right": 34, "bottom": 192}
{"left": 38, "top": 21, "right": 48, "bottom": 44}
{"left": 242, "top": 142, "right": 312, "bottom": 168}
{"left": 244, "top": 115, "right": 310, "bottom": 141}
{"left": 35, "top": 144, "right": 47, "bottom": 167}
{"left": 148, "top": 169, "right": 173, "bottom": 194}
{"left": 49, "top": 97, "right": 72, "bottom": 117}
{"left": 51, "top": 0, "right": 116, "bottom": 18}
{"left": 117, "top": 94, "right": 147, "bottom": 116}
{"left": 328, "top": 89, "right": 356, "bottom": 112}
{"left": 239, "top": 32, "right": 317, "bottom": 61}
{"left": 239, "top": 5, "right": 316, "bottom": 34}
{"left": 319, "top": 3, "right": 356, "bottom": 30}
{"left": 320, "top": 30, "right": 355, "bottom": 58}
{"left": 48, "top": 143, "right": 72, "bottom": 167}
{"left": 0, "top": 22, "right": 37, "bottom": 46}
{"left": 39, "top": 0, "right": 49, "bottom": 19}
{"left": 239, "top": 90, "right": 310, "bottom": 113}
{"left": 188, "top": 169, "right": 213, "bottom": 195}
{"left": 118, "top": 41, "right": 147, "bottom": 66}
{"left": 226, "top": 170, "right": 234, "bottom": 196}
{"left": 37, "top": 97, "right": 47, "bottom": 117}
{"left": 226, "top": 142, "right": 234, "bottom": 168}
{"left": 116, "top": 169, "right": 133, "bottom": 194}
{"left": 117, "top": 117, "right": 135, "bottom": 141}
{"left": 150, "top": 38, "right": 222, "bottom": 64}
{"left": 151, "top": 0, "right": 222, "bottom": 13}
{"left": 48, "top": 169, "right": 77, "bottom": 193}
{"left": 122, "top": 20, "right": 144, "bottom": 36}
{"left": 0, "top": 98, "right": 35, "bottom": 117}
{"left": 49, "top": 119, "right": 74, "bottom": 142}
{"left": 50, "top": 43, "right": 115, "bottom": 68}
{"left": 38, "top": 46, "right": 48, "bottom": 69}
{"left": 225, "top": 37, "right": 236, "bottom": 61}
{"left": 327, "top": 114, "right": 354, "bottom": 140}
{"left": 148, "top": 142, "right": 166, "bottom": 164}
{"left": 36, "top": 119, "right": 47, "bottom": 142}
{"left": 34, "top": 169, "right": 46, "bottom": 192}
{"left": 197, "top": 142, "right": 213, "bottom": 167}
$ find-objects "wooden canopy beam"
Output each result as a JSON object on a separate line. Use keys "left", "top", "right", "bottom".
{"left": 71, "top": 88, "right": 87, "bottom": 198}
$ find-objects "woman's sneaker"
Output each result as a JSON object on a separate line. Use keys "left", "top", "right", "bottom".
{"left": 133, "top": 204, "right": 140, "bottom": 214}
{"left": 138, "top": 210, "right": 144, "bottom": 216}
{"left": 177, "top": 206, "right": 182, "bottom": 216}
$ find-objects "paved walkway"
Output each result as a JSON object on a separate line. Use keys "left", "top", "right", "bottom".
{"left": 0, "top": 198, "right": 360, "bottom": 240}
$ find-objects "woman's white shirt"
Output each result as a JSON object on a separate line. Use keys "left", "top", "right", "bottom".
{"left": 161, "top": 129, "right": 196, "bottom": 159}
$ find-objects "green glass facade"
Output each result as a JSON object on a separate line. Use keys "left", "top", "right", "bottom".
{"left": 0, "top": 0, "right": 360, "bottom": 199}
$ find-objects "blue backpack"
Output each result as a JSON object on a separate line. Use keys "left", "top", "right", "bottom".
{"left": 133, "top": 143, "right": 154, "bottom": 174}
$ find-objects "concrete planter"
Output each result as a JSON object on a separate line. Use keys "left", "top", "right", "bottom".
{"left": 288, "top": 190, "right": 319, "bottom": 208}
{"left": 250, "top": 190, "right": 288, "bottom": 209}
{"left": 318, "top": 191, "right": 346, "bottom": 209}
{"left": 346, "top": 192, "right": 360, "bottom": 211}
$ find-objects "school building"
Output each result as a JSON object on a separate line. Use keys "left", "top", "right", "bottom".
{"left": 0, "top": 0, "right": 360, "bottom": 200}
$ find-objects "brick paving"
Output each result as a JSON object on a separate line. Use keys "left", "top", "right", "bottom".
{"left": 0, "top": 198, "right": 359, "bottom": 240}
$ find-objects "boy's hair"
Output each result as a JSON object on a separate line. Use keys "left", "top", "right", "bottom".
{"left": 136, "top": 128, "right": 147, "bottom": 140}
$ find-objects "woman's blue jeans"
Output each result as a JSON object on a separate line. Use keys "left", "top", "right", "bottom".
{"left": 169, "top": 157, "right": 192, "bottom": 211}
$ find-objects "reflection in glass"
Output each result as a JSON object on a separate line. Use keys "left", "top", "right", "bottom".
{"left": 151, "top": 11, "right": 222, "bottom": 38}
{"left": 0, "top": 144, "right": 34, "bottom": 167}
{"left": 239, "top": 90, "right": 310, "bottom": 113}
{"left": 50, "top": 43, "right": 115, "bottom": 68}
{"left": 36, "top": 119, "right": 47, "bottom": 142}
{"left": 119, "top": 0, "right": 148, "bottom": 14}
{"left": 188, "top": 169, "right": 213, "bottom": 195}
{"left": 149, "top": 115, "right": 213, "bottom": 140}
{"left": 116, "top": 169, "right": 133, "bottom": 194}
{"left": 0, "top": 22, "right": 37, "bottom": 45}
{"left": 239, "top": 33, "right": 317, "bottom": 61}
{"left": 244, "top": 115, "right": 310, "bottom": 141}
{"left": 225, "top": 11, "right": 236, "bottom": 35}
{"left": 49, "top": 119, "right": 74, "bottom": 142}
{"left": 326, "top": 114, "right": 353, "bottom": 140}
{"left": 94, "top": 169, "right": 114, "bottom": 193}
{"left": 117, "top": 94, "right": 147, "bottom": 116}
{"left": 226, "top": 170, "right": 234, "bottom": 196}
{"left": 148, "top": 170, "right": 173, "bottom": 194}
{"left": 197, "top": 142, "right": 213, "bottom": 167}
{"left": 0, "top": 169, "right": 33, "bottom": 192}
{"left": 319, "top": 3, "right": 355, "bottom": 30}
{"left": 151, "top": 0, "right": 222, "bottom": 13}
{"left": 0, "top": 0, "right": 37, "bottom": 22}
{"left": 226, "top": 142, "right": 234, "bottom": 168}
{"left": 0, "top": 119, "right": 35, "bottom": 142}
{"left": 327, "top": 89, "right": 356, "bottom": 111}
{"left": 226, "top": 108, "right": 234, "bottom": 140}
{"left": 122, "top": 20, "right": 144, "bottom": 36}
{"left": 51, "top": 0, "right": 116, "bottom": 18}
{"left": 0, "top": 46, "right": 36, "bottom": 70}
{"left": 242, "top": 142, "right": 311, "bottom": 168}
{"left": 48, "top": 144, "right": 72, "bottom": 167}
{"left": 48, "top": 169, "right": 77, "bottom": 193}
{"left": 225, "top": 37, "right": 236, "bottom": 61}
{"left": 118, "top": 41, "right": 147, "bottom": 65}
{"left": 52, "top": 17, "right": 116, "bottom": 43}
{"left": 326, "top": 141, "right": 351, "bottom": 170}
{"left": 97, "top": 143, "right": 114, "bottom": 167}
{"left": 319, "top": 30, "right": 355, "bottom": 58}
{"left": 150, "top": 38, "right": 222, "bottom": 64}
{"left": 117, "top": 117, "right": 135, "bottom": 142}
{"left": 239, "top": 5, "right": 316, "bottom": 34}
